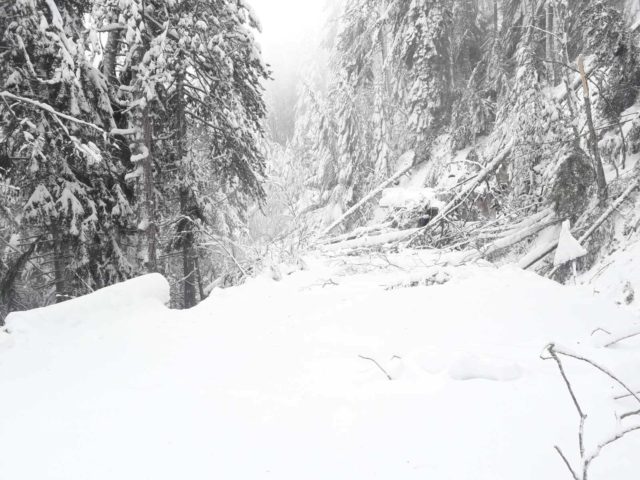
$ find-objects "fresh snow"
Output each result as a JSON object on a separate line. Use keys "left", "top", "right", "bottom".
{"left": 1, "top": 255, "right": 639, "bottom": 479}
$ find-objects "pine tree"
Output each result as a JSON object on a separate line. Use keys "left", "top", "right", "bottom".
{"left": 1, "top": 0, "right": 136, "bottom": 304}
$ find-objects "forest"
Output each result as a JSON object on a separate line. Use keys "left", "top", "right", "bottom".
{"left": 1, "top": 0, "right": 640, "bottom": 314}
{"left": 1, "top": 1, "right": 640, "bottom": 479}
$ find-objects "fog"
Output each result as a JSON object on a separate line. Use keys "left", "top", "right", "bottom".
{"left": 248, "top": 0, "right": 330, "bottom": 143}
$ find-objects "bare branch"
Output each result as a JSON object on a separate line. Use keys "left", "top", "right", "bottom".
{"left": 554, "top": 446, "right": 580, "bottom": 480}
{"left": 359, "top": 355, "right": 392, "bottom": 381}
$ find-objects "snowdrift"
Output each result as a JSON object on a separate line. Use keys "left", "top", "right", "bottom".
{"left": 4, "top": 273, "right": 169, "bottom": 336}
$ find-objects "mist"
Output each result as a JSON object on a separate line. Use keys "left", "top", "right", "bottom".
{"left": 248, "top": 0, "right": 331, "bottom": 144}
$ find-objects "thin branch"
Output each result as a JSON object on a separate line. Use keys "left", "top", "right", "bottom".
{"left": 544, "top": 344, "right": 587, "bottom": 457}
{"left": 0, "top": 91, "right": 107, "bottom": 135}
{"left": 554, "top": 346, "right": 640, "bottom": 406}
{"left": 554, "top": 446, "right": 580, "bottom": 480}
{"left": 359, "top": 355, "right": 392, "bottom": 381}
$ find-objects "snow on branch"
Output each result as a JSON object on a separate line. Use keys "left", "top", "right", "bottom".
{"left": 0, "top": 91, "right": 139, "bottom": 138}
{"left": 542, "top": 344, "right": 640, "bottom": 480}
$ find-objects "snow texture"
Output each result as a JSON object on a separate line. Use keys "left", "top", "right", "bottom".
{"left": 0, "top": 257, "right": 638, "bottom": 480}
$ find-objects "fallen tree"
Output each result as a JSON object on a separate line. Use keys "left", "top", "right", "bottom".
{"left": 519, "top": 178, "right": 640, "bottom": 272}
{"left": 405, "top": 140, "right": 514, "bottom": 248}
{"left": 318, "top": 152, "right": 418, "bottom": 239}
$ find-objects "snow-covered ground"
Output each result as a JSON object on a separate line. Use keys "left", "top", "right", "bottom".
{"left": 1, "top": 252, "right": 639, "bottom": 479}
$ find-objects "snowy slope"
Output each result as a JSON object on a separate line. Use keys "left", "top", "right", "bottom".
{"left": 0, "top": 256, "right": 639, "bottom": 480}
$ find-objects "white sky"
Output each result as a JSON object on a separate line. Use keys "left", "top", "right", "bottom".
{"left": 247, "top": 0, "right": 327, "bottom": 77}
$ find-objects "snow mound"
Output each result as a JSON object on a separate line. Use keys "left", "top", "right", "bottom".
{"left": 4, "top": 273, "right": 169, "bottom": 335}
{"left": 449, "top": 354, "right": 523, "bottom": 382}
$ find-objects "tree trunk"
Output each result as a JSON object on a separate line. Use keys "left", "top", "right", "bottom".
{"left": 577, "top": 55, "right": 608, "bottom": 203}
{"left": 176, "top": 69, "right": 197, "bottom": 309}
{"left": 142, "top": 107, "right": 158, "bottom": 272}
{"left": 546, "top": 2, "right": 556, "bottom": 85}
{"left": 180, "top": 188, "right": 197, "bottom": 309}
{"left": 103, "top": 29, "right": 120, "bottom": 83}
{"left": 51, "top": 226, "right": 69, "bottom": 303}
{"left": 195, "top": 255, "right": 206, "bottom": 301}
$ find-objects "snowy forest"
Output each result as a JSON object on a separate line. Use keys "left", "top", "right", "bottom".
{"left": 2, "top": 0, "right": 640, "bottom": 478}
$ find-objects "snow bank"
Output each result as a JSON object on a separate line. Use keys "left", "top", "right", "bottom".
{"left": 5, "top": 273, "right": 169, "bottom": 335}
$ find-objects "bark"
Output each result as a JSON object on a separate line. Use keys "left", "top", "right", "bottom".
{"left": 545, "top": 3, "right": 556, "bottom": 85}
{"left": 103, "top": 29, "right": 120, "bottom": 83}
{"left": 142, "top": 106, "right": 158, "bottom": 272}
{"left": 180, "top": 188, "right": 197, "bottom": 309}
{"left": 176, "top": 70, "right": 196, "bottom": 309}
{"left": 578, "top": 55, "right": 608, "bottom": 203}
{"left": 51, "top": 226, "right": 69, "bottom": 303}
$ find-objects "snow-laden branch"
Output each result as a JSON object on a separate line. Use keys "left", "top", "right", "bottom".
{"left": 544, "top": 344, "right": 640, "bottom": 480}
{"left": 0, "top": 91, "right": 139, "bottom": 138}
{"left": 0, "top": 91, "right": 106, "bottom": 134}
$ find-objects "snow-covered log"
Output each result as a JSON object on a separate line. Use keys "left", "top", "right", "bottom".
{"left": 520, "top": 179, "right": 640, "bottom": 271}
{"left": 406, "top": 140, "right": 514, "bottom": 246}
{"left": 318, "top": 152, "right": 418, "bottom": 239}
{"left": 321, "top": 228, "right": 421, "bottom": 252}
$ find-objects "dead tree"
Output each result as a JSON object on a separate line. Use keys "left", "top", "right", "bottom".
{"left": 577, "top": 55, "right": 607, "bottom": 203}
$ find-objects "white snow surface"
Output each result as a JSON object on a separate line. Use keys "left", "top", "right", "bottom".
{"left": 1, "top": 254, "right": 639, "bottom": 479}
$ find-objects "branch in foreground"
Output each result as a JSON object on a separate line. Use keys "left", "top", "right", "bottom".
{"left": 544, "top": 343, "right": 640, "bottom": 480}
{"left": 359, "top": 355, "right": 392, "bottom": 381}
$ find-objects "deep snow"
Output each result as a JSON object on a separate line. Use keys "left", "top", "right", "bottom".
{"left": 0, "top": 252, "right": 639, "bottom": 479}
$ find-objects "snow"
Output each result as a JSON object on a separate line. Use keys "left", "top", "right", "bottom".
{"left": 0, "top": 257, "right": 639, "bottom": 479}
{"left": 580, "top": 229, "right": 640, "bottom": 316}
{"left": 554, "top": 220, "right": 588, "bottom": 267}
{"left": 379, "top": 187, "right": 443, "bottom": 210}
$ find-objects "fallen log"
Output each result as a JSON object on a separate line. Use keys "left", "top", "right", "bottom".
{"left": 520, "top": 178, "right": 639, "bottom": 271}
{"left": 318, "top": 151, "right": 418, "bottom": 239}
{"left": 321, "top": 228, "right": 421, "bottom": 252}
{"left": 406, "top": 140, "right": 514, "bottom": 247}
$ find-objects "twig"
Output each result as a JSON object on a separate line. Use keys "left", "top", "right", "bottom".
{"left": 544, "top": 344, "right": 587, "bottom": 458}
{"left": 554, "top": 446, "right": 580, "bottom": 480}
{"left": 554, "top": 346, "right": 640, "bottom": 406}
{"left": 359, "top": 355, "right": 392, "bottom": 381}
{"left": 605, "top": 330, "right": 640, "bottom": 349}
{"left": 590, "top": 328, "right": 611, "bottom": 336}
{"left": 583, "top": 426, "right": 640, "bottom": 473}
